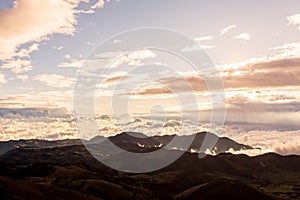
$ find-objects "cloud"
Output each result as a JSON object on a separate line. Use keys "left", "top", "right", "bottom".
{"left": 16, "top": 75, "right": 28, "bottom": 82}
{"left": 107, "top": 50, "right": 156, "bottom": 68}
{"left": 14, "top": 43, "right": 39, "bottom": 58}
{"left": 235, "top": 33, "right": 251, "bottom": 41}
{"left": 103, "top": 75, "right": 129, "bottom": 85}
{"left": 133, "top": 85, "right": 173, "bottom": 96}
{"left": 34, "top": 74, "right": 74, "bottom": 88}
{"left": 272, "top": 41, "right": 300, "bottom": 59}
{"left": 85, "top": 41, "right": 95, "bottom": 46}
{"left": 1, "top": 58, "right": 33, "bottom": 73}
{"left": 220, "top": 24, "right": 237, "bottom": 35}
{"left": 118, "top": 50, "right": 156, "bottom": 66}
{"left": 182, "top": 44, "right": 215, "bottom": 51}
{"left": 78, "top": 0, "right": 109, "bottom": 14}
{"left": 113, "top": 39, "right": 123, "bottom": 44}
{"left": 223, "top": 129, "right": 300, "bottom": 156}
{"left": 287, "top": 13, "right": 300, "bottom": 29}
{"left": 201, "top": 45, "right": 215, "bottom": 50}
{"left": 58, "top": 59, "right": 85, "bottom": 68}
{"left": 222, "top": 57, "right": 300, "bottom": 89}
{"left": 0, "top": 90, "right": 73, "bottom": 109}
{"left": 181, "top": 45, "right": 202, "bottom": 52}
{"left": 0, "top": 0, "right": 81, "bottom": 60}
{"left": 0, "top": 73, "right": 6, "bottom": 86}
{"left": 0, "top": 0, "right": 109, "bottom": 74}
{"left": 0, "top": 116, "right": 77, "bottom": 141}
{"left": 53, "top": 46, "right": 64, "bottom": 50}
{"left": 134, "top": 74, "right": 209, "bottom": 96}
{"left": 0, "top": 107, "right": 70, "bottom": 119}
{"left": 90, "top": 0, "right": 105, "bottom": 9}
{"left": 194, "top": 36, "right": 214, "bottom": 42}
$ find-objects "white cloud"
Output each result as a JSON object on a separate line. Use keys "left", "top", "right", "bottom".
{"left": 0, "top": 117, "right": 78, "bottom": 141}
{"left": 223, "top": 129, "right": 300, "bottom": 156}
{"left": 16, "top": 75, "right": 29, "bottom": 82}
{"left": 181, "top": 45, "right": 202, "bottom": 52}
{"left": 64, "top": 54, "right": 72, "bottom": 60}
{"left": 1, "top": 58, "right": 33, "bottom": 73}
{"left": 91, "top": 0, "right": 105, "bottom": 9}
{"left": 220, "top": 24, "right": 237, "bottom": 35}
{"left": 79, "top": 0, "right": 109, "bottom": 14}
{"left": 272, "top": 41, "right": 300, "bottom": 59}
{"left": 109, "top": 50, "right": 156, "bottom": 68}
{"left": 235, "top": 33, "right": 252, "bottom": 41}
{"left": 194, "top": 36, "right": 214, "bottom": 42}
{"left": 181, "top": 44, "right": 214, "bottom": 52}
{"left": 201, "top": 45, "right": 215, "bottom": 50}
{"left": 15, "top": 43, "right": 39, "bottom": 58}
{"left": 53, "top": 46, "right": 64, "bottom": 50}
{"left": 58, "top": 59, "right": 85, "bottom": 68}
{"left": 113, "top": 39, "right": 123, "bottom": 44}
{"left": 0, "top": 73, "right": 6, "bottom": 86}
{"left": 34, "top": 74, "right": 74, "bottom": 88}
{"left": 287, "top": 13, "right": 300, "bottom": 29}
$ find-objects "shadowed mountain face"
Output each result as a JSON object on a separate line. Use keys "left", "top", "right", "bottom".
{"left": 0, "top": 133, "right": 299, "bottom": 199}
{"left": 108, "top": 131, "right": 253, "bottom": 154}
{"left": 0, "top": 132, "right": 253, "bottom": 156}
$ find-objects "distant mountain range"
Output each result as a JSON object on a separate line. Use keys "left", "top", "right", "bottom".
{"left": 0, "top": 132, "right": 299, "bottom": 199}
{"left": 0, "top": 131, "right": 253, "bottom": 156}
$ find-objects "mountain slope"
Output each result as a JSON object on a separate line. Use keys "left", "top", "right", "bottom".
{"left": 0, "top": 144, "right": 299, "bottom": 199}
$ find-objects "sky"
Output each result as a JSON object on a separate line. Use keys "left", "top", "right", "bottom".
{"left": 0, "top": 0, "right": 300, "bottom": 155}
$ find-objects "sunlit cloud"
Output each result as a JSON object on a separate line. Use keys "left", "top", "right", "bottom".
{"left": 287, "top": 13, "right": 300, "bottom": 29}
{"left": 34, "top": 74, "right": 74, "bottom": 88}
{"left": 109, "top": 50, "right": 156, "bottom": 68}
{"left": 16, "top": 75, "right": 29, "bottom": 82}
{"left": 1, "top": 58, "right": 33, "bottom": 74}
{"left": 58, "top": 59, "right": 85, "bottom": 68}
{"left": 0, "top": 90, "right": 73, "bottom": 109}
{"left": 220, "top": 24, "right": 237, "bottom": 35}
{"left": 235, "top": 33, "right": 251, "bottom": 41}
{"left": 0, "top": 0, "right": 78, "bottom": 60}
{"left": 0, "top": 0, "right": 109, "bottom": 74}
{"left": 194, "top": 36, "right": 214, "bottom": 42}
{"left": 113, "top": 39, "right": 123, "bottom": 44}
{"left": 0, "top": 73, "right": 6, "bottom": 86}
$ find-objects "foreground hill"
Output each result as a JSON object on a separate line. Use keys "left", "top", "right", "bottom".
{"left": 0, "top": 139, "right": 299, "bottom": 199}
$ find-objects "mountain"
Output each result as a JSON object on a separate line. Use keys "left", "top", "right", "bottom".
{"left": 1, "top": 132, "right": 299, "bottom": 199}
{"left": 0, "top": 144, "right": 299, "bottom": 199}
{"left": 0, "top": 139, "right": 83, "bottom": 155}
{"left": 0, "top": 131, "right": 253, "bottom": 156}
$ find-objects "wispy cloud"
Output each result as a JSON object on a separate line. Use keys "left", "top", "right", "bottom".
{"left": 220, "top": 24, "right": 237, "bottom": 35}
{"left": 235, "top": 33, "right": 251, "bottom": 41}
{"left": 194, "top": 36, "right": 214, "bottom": 42}
{"left": 58, "top": 59, "right": 85, "bottom": 68}
{"left": 34, "top": 74, "right": 74, "bottom": 88}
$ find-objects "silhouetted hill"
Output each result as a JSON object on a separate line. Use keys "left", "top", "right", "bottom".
{"left": 0, "top": 132, "right": 299, "bottom": 199}
{"left": 0, "top": 142, "right": 299, "bottom": 199}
